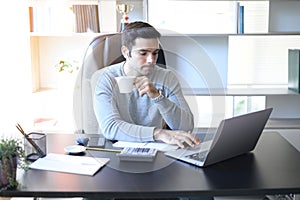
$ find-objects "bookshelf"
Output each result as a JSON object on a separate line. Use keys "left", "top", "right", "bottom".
{"left": 148, "top": 1, "right": 300, "bottom": 130}
{"left": 28, "top": 0, "right": 300, "bottom": 128}
{"left": 28, "top": 0, "right": 145, "bottom": 91}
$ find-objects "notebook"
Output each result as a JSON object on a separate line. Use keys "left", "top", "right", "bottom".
{"left": 165, "top": 108, "right": 273, "bottom": 167}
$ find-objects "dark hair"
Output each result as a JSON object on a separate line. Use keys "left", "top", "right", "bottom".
{"left": 121, "top": 21, "right": 161, "bottom": 51}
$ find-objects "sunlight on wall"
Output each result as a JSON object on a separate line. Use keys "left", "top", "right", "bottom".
{"left": 0, "top": 1, "right": 32, "bottom": 137}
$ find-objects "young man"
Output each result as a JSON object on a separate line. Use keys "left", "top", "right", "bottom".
{"left": 93, "top": 21, "right": 200, "bottom": 148}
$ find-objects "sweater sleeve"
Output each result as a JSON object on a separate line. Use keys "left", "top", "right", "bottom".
{"left": 153, "top": 71, "right": 194, "bottom": 131}
{"left": 93, "top": 70, "right": 155, "bottom": 142}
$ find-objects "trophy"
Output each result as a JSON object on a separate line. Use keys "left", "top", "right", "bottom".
{"left": 117, "top": 4, "right": 134, "bottom": 31}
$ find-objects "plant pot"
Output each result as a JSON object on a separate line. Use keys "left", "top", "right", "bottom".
{"left": 0, "top": 156, "right": 18, "bottom": 188}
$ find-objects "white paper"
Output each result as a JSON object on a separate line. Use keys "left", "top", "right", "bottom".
{"left": 29, "top": 153, "right": 110, "bottom": 176}
{"left": 112, "top": 141, "right": 178, "bottom": 152}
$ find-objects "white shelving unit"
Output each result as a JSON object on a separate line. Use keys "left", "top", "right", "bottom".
{"left": 29, "top": 0, "right": 300, "bottom": 130}
{"left": 29, "top": 0, "right": 146, "bottom": 91}
{"left": 147, "top": 1, "right": 300, "bottom": 130}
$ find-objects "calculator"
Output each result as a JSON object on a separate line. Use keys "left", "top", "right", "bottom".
{"left": 117, "top": 147, "right": 158, "bottom": 162}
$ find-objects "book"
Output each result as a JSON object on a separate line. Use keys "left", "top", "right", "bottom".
{"left": 237, "top": 4, "right": 244, "bottom": 34}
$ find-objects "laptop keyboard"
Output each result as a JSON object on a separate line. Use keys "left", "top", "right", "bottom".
{"left": 187, "top": 151, "right": 208, "bottom": 162}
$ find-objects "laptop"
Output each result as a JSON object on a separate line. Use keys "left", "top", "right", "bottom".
{"left": 165, "top": 108, "right": 273, "bottom": 167}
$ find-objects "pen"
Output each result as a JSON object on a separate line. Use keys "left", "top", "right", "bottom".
{"left": 86, "top": 147, "right": 122, "bottom": 153}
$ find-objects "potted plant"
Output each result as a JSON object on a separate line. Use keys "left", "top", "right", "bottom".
{"left": 0, "top": 138, "right": 28, "bottom": 189}
{"left": 54, "top": 59, "right": 80, "bottom": 90}
{"left": 54, "top": 59, "right": 79, "bottom": 74}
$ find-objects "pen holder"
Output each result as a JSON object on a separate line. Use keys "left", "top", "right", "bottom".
{"left": 24, "top": 132, "right": 47, "bottom": 161}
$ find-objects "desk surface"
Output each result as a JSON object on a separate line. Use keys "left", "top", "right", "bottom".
{"left": 1, "top": 132, "right": 300, "bottom": 199}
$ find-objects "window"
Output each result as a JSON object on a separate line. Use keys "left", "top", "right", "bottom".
{"left": 228, "top": 35, "right": 300, "bottom": 86}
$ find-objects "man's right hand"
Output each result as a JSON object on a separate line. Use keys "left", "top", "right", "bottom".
{"left": 154, "top": 128, "right": 200, "bottom": 148}
{"left": 135, "top": 76, "right": 159, "bottom": 98}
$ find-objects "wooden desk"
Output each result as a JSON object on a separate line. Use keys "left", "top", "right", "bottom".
{"left": 1, "top": 132, "right": 300, "bottom": 199}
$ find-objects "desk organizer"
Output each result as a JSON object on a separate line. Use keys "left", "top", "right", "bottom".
{"left": 24, "top": 132, "right": 47, "bottom": 161}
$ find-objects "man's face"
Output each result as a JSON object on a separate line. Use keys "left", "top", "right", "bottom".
{"left": 124, "top": 38, "right": 160, "bottom": 76}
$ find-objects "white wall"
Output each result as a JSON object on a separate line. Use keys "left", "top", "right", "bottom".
{"left": 160, "top": 35, "right": 228, "bottom": 89}
{"left": 269, "top": 1, "right": 300, "bottom": 33}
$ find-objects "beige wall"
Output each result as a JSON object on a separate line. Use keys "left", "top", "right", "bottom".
{"left": 31, "top": 35, "right": 96, "bottom": 89}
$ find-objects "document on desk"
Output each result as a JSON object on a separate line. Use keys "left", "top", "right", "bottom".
{"left": 29, "top": 153, "right": 110, "bottom": 176}
{"left": 112, "top": 141, "right": 178, "bottom": 152}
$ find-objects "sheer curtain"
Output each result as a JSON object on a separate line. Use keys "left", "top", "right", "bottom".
{"left": 73, "top": 5, "right": 100, "bottom": 33}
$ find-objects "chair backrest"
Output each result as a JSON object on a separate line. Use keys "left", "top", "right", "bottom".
{"left": 73, "top": 33, "right": 166, "bottom": 134}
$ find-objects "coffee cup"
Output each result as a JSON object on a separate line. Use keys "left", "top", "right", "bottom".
{"left": 115, "top": 76, "right": 136, "bottom": 93}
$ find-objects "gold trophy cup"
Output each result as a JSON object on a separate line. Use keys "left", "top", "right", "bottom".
{"left": 117, "top": 4, "right": 134, "bottom": 31}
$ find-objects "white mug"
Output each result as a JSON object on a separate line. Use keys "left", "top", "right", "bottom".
{"left": 115, "top": 76, "right": 136, "bottom": 93}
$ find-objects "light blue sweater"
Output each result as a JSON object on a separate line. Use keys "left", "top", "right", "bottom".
{"left": 93, "top": 62, "right": 194, "bottom": 142}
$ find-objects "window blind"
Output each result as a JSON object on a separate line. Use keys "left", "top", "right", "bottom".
{"left": 228, "top": 35, "right": 300, "bottom": 86}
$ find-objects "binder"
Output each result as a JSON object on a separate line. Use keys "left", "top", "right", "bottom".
{"left": 288, "top": 49, "right": 300, "bottom": 93}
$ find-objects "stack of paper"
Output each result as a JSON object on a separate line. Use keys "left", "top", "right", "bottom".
{"left": 29, "top": 153, "right": 110, "bottom": 176}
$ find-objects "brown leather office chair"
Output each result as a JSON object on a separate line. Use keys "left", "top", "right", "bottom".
{"left": 73, "top": 33, "right": 166, "bottom": 134}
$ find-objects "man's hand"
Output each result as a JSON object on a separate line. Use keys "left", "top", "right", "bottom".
{"left": 154, "top": 128, "right": 201, "bottom": 148}
{"left": 135, "top": 76, "right": 159, "bottom": 98}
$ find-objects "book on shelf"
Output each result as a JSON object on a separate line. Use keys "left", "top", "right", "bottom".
{"left": 237, "top": 4, "right": 244, "bottom": 34}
